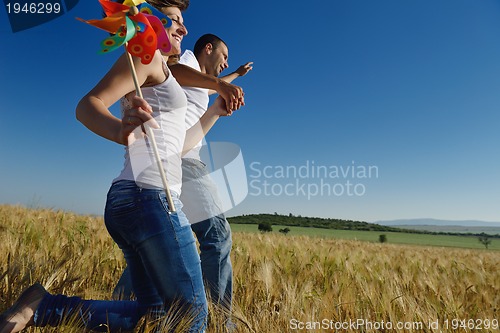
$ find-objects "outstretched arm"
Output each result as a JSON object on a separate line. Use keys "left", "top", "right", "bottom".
{"left": 208, "top": 61, "right": 253, "bottom": 95}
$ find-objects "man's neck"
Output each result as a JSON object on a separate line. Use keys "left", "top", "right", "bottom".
{"left": 196, "top": 55, "right": 209, "bottom": 75}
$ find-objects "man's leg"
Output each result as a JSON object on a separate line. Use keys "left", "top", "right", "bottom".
{"left": 191, "top": 214, "right": 233, "bottom": 309}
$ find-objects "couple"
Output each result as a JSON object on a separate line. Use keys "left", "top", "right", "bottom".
{"left": 0, "top": 1, "right": 252, "bottom": 332}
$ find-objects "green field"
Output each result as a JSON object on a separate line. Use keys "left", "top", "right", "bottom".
{"left": 230, "top": 223, "right": 500, "bottom": 250}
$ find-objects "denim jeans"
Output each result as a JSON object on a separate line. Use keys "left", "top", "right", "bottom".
{"left": 190, "top": 215, "right": 232, "bottom": 309}
{"left": 113, "top": 160, "right": 234, "bottom": 315}
{"left": 181, "top": 158, "right": 233, "bottom": 310}
{"left": 34, "top": 180, "right": 207, "bottom": 332}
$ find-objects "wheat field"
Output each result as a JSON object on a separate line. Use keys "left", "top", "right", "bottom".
{"left": 0, "top": 204, "right": 499, "bottom": 332}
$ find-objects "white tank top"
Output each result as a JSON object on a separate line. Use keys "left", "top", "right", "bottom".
{"left": 113, "top": 60, "right": 187, "bottom": 196}
{"left": 179, "top": 50, "right": 209, "bottom": 161}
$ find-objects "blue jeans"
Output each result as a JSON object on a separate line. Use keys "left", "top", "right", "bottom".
{"left": 114, "top": 159, "right": 233, "bottom": 310}
{"left": 34, "top": 180, "right": 207, "bottom": 332}
{"left": 190, "top": 215, "right": 232, "bottom": 309}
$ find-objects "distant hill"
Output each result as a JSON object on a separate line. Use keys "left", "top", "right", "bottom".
{"left": 377, "top": 218, "right": 500, "bottom": 227}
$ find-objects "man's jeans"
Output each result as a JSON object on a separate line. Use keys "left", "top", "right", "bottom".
{"left": 190, "top": 214, "right": 233, "bottom": 309}
{"left": 181, "top": 158, "right": 233, "bottom": 310}
{"left": 34, "top": 180, "right": 207, "bottom": 332}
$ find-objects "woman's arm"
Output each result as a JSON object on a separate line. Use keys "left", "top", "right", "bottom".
{"left": 76, "top": 52, "right": 160, "bottom": 145}
{"left": 168, "top": 61, "right": 244, "bottom": 112}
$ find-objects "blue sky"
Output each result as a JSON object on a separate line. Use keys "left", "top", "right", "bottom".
{"left": 1, "top": 0, "right": 500, "bottom": 223}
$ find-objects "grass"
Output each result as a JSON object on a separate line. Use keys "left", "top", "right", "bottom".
{"left": 1, "top": 204, "right": 499, "bottom": 332}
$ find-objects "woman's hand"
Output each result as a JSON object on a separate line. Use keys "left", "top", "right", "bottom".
{"left": 119, "top": 96, "right": 159, "bottom": 145}
{"left": 216, "top": 80, "right": 244, "bottom": 113}
{"left": 209, "top": 96, "right": 234, "bottom": 117}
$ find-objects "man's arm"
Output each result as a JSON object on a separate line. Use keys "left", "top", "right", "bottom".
{"left": 168, "top": 61, "right": 244, "bottom": 112}
{"left": 208, "top": 62, "right": 253, "bottom": 95}
{"left": 183, "top": 96, "right": 228, "bottom": 155}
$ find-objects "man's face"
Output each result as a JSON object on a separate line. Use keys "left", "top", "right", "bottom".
{"left": 206, "top": 42, "right": 229, "bottom": 77}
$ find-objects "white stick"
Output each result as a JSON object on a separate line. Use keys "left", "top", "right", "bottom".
{"left": 124, "top": 46, "right": 176, "bottom": 213}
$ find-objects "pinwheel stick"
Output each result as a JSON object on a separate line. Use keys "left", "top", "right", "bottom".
{"left": 124, "top": 37, "right": 177, "bottom": 213}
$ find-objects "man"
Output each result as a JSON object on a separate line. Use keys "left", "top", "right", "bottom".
{"left": 113, "top": 34, "right": 252, "bottom": 325}
{"left": 171, "top": 34, "right": 252, "bottom": 314}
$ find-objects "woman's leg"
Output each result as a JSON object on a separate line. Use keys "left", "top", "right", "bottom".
{"left": 27, "top": 181, "right": 206, "bottom": 333}
{"left": 34, "top": 295, "right": 140, "bottom": 332}
{"left": 105, "top": 181, "right": 207, "bottom": 332}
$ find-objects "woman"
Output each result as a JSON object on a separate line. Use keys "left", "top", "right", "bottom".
{"left": 0, "top": 1, "right": 218, "bottom": 332}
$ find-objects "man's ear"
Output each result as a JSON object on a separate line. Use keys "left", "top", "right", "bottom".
{"left": 205, "top": 43, "right": 213, "bottom": 55}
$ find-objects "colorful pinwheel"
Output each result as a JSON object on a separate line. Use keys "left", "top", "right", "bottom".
{"left": 78, "top": 0, "right": 172, "bottom": 64}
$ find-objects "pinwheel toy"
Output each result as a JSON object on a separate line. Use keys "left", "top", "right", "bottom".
{"left": 78, "top": 0, "right": 177, "bottom": 212}
{"left": 78, "top": 0, "right": 172, "bottom": 64}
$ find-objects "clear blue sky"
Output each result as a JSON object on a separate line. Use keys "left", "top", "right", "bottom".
{"left": 1, "top": 0, "right": 500, "bottom": 223}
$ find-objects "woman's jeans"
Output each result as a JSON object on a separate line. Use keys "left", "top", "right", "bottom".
{"left": 34, "top": 180, "right": 207, "bottom": 332}
{"left": 114, "top": 159, "right": 233, "bottom": 310}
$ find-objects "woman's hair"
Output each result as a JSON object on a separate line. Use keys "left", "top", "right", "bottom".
{"left": 193, "top": 34, "right": 227, "bottom": 57}
{"left": 112, "top": 0, "right": 189, "bottom": 11}
{"left": 147, "top": 0, "right": 190, "bottom": 11}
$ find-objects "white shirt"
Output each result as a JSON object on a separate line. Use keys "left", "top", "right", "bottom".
{"left": 179, "top": 50, "right": 210, "bottom": 161}
{"left": 114, "top": 61, "right": 187, "bottom": 196}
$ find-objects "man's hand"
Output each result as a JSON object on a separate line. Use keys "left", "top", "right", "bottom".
{"left": 216, "top": 80, "right": 245, "bottom": 113}
{"left": 234, "top": 62, "right": 253, "bottom": 77}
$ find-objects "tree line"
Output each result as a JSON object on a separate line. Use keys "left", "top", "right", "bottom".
{"left": 227, "top": 213, "right": 500, "bottom": 240}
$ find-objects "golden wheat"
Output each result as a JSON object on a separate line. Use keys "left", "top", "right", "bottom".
{"left": 1, "top": 205, "right": 499, "bottom": 332}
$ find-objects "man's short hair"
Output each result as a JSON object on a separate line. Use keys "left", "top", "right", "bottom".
{"left": 193, "top": 34, "right": 227, "bottom": 57}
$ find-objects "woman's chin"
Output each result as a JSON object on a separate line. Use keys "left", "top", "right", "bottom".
{"left": 169, "top": 43, "right": 181, "bottom": 56}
